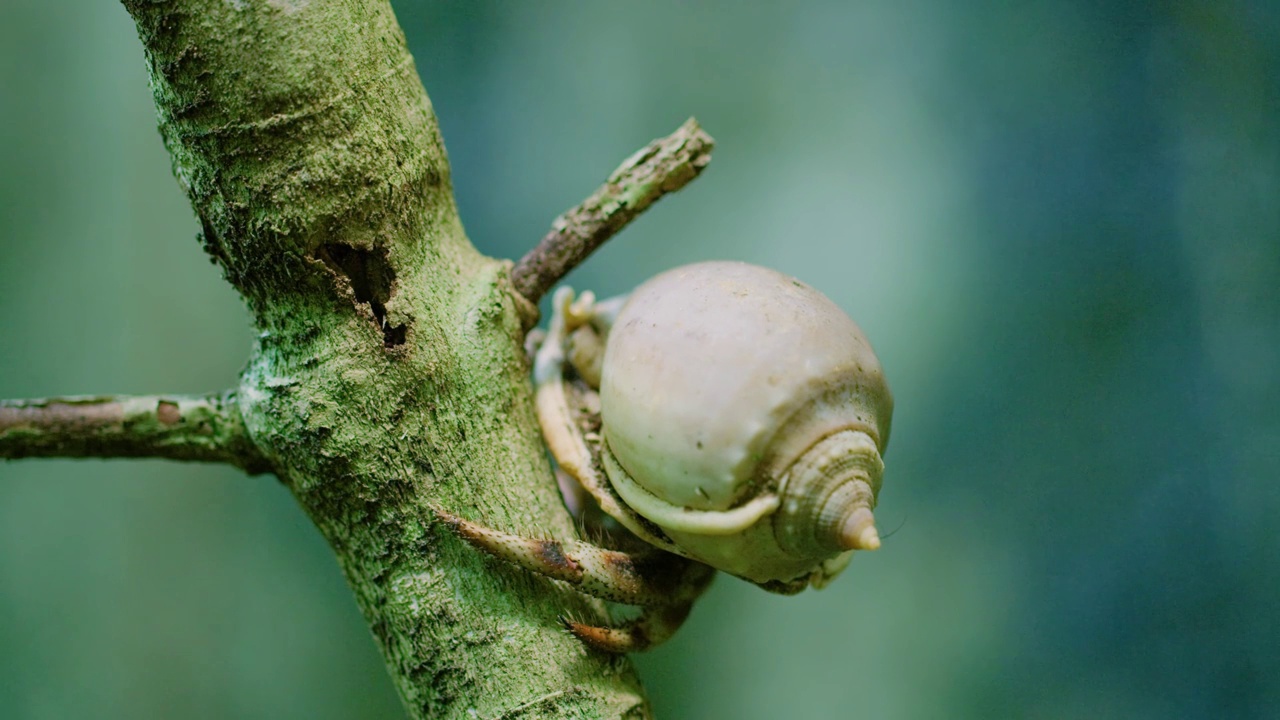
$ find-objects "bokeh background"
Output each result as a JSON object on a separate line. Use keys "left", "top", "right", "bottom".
{"left": 2, "top": 1, "right": 1277, "bottom": 718}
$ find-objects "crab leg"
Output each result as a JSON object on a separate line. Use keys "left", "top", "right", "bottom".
{"left": 533, "top": 288, "right": 681, "bottom": 555}
{"left": 564, "top": 600, "right": 700, "bottom": 653}
{"left": 434, "top": 508, "right": 713, "bottom": 608}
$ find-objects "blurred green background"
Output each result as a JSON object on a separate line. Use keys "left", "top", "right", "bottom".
{"left": 2, "top": 1, "right": 1277, "bottom": 718}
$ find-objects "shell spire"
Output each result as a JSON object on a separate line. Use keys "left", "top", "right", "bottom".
{"left": 839, "top": 505, "right": 881, "bottom": 551}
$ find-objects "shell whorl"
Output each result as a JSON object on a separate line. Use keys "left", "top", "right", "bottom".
{"left": 774, "top": 429, "right": 884, "bottom": 557}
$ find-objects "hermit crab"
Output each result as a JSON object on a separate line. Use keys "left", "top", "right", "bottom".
{"left": 437, "top": 260, "right": 893, "bottom": 652}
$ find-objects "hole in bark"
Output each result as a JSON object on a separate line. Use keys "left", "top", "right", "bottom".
{"left": 314, "top": 243, "right": 407, "bottom": 348}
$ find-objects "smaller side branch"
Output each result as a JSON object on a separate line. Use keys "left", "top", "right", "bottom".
{"left": 0, "top": 392, "right": 272, "bottom": 475}
{"left": 511, "top": 117, "right": 715, "bottom": 305}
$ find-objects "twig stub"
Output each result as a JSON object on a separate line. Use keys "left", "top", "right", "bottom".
{"left": 511, "top": 118, "right": 715, "bottom": 305}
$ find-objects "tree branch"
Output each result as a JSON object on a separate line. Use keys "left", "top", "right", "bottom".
{"left": 0, "top": 393, "right": 270, "bottom": 475}
{"left": 118, "top": 1, "right": 655, "bottom": 717}
{"left": 511, "top": 118, "right": 715, "bottom": 304}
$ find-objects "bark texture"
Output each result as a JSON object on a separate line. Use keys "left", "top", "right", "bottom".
{"left": 119, "top": 1, "right": 651, "bottom": 717}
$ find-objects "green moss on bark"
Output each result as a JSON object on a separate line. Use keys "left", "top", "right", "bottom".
{"left": 121, "top": 1, "right": 651, "bottom": 717}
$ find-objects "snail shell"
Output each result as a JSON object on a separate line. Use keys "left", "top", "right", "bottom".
{"left": 597, "top": 261, "right": 892, "bottom": 587}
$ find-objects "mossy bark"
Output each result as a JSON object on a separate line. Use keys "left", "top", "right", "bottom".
{"left": 120, "top": 1, "right": 650, "bottom": 717}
